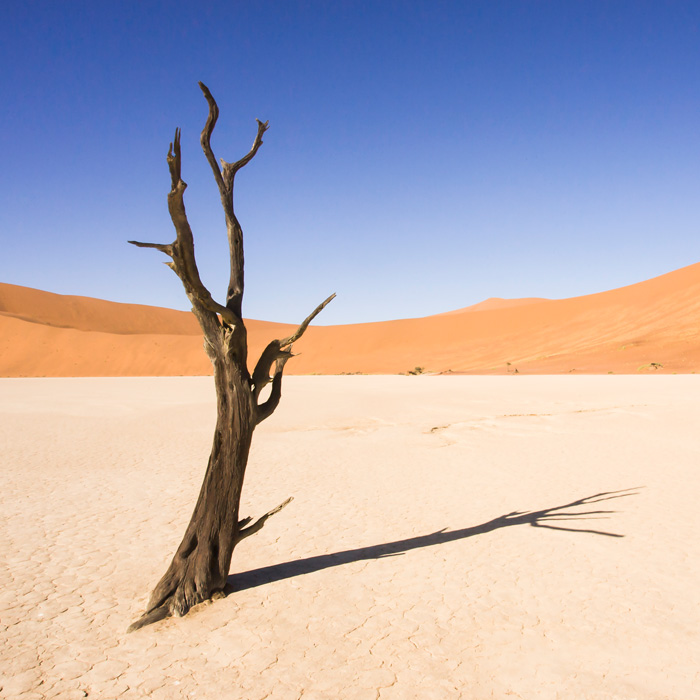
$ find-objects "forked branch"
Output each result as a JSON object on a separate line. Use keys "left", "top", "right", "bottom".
{"left": 252, "top": 293, "right": 336, "bottom": 414}
{"left": 128, "top": 125, "right": 238, "bottom": 329}
{"left": 221, "top": 118, "right": 269, "bottom": 188}
{"left": 198, "top": 82, "right": 269, "bottom": 317}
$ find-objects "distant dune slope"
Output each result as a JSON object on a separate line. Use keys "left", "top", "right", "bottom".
{"left": 0, "top": 283, "right": 200, "bottom": 335}
{"left": 436, "top": 297, "right": 548, "bottom": 315}
{"left": 2, "top": 263, "right": 700, "bottom": 376}
{"left": 0, "top": 283, "right": 296, "bottom": 377}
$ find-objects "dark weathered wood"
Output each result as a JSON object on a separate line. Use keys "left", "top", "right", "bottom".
{"left": 237, "top": 497, "right": 294, "bottom": 543}
{"left": 127, "top": 83, "right": 332, "bottom": 632}
{"left": 279, "top": 293, "right": 336, "bottom": 348}
{"left": 198, "top": 82, "right": 268, "bottom": 318}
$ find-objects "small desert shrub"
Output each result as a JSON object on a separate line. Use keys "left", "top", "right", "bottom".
{"left": 638, "top": 362, "right": 663, "bottom": 371}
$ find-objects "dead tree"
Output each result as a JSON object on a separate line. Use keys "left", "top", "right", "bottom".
{"left": 127, "top": 83, "right": 334, "bottom": 632}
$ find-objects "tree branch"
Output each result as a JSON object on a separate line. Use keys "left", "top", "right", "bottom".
{"left": 198, "top": 82, "right": 226, "bottom": 196}
{"left": 167, "top": 129, "right": 182, "bottom": 188}
{"left": 130, "top": 125, "right": 238, "bottom": 335}
{"left": 196, "top": 83, "right": 269, "bottom": 319}
{"left": 220, "top": 118, "right": 269, "bottom": 188}
{"left": 251, "top": 339, "right": 283, "bottom": 400}
{"left": 236, "top": 497, "right": 293, "bottom": 544}
{"left": 128, "top": 240, "right": 173, "bottom": 256}
{"left": 219, "top": 118, "right": 268, "bottom": 315}
{"left": 280, "top": 293, "right": 336, "bottom": 348}
{"left": 167, "top": 129, "right": 239, "bottom": 328}
{"left": 255, "top": 352, "right": 293, "bottom": 424}
{"left": 251, "top": 293, "right": 335, "bottom": 414}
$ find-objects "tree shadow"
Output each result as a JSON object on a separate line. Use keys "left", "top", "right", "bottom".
{"left": 227, "top": 487, "right": 640, "bottom": 594}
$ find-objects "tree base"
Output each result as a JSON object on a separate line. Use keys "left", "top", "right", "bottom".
{"left": 127, "top": 497, "right": 293, "bottom": 633}
{"left": 127, "top": 588, "right": 229, "bottom": 632}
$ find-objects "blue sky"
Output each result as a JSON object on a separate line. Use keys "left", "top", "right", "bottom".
{"left": 1, "top": 1, "right": 699, "bottom": 324}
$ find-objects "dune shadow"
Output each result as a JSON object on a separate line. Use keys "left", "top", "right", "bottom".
{"left": 227, "top": 487, "right": 640, "bottom": 594}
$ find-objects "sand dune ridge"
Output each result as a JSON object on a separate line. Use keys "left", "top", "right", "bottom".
{"left": 2, "top": 262, "right": 699, "bottom": 376}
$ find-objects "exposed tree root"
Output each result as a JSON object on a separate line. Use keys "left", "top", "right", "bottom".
{"left": 127, "top": 604, "right": 171, "bottom": 633}
{"left": 127, "top": 497, "right": 293, "bottom": 632}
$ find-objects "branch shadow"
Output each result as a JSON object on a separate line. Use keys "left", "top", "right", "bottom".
{"left": 227, "top": 487, "right": 640, "bottom": 594}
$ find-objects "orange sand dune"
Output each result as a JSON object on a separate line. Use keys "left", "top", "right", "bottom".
{"left": 0, "top": 285, "right": 296, "bottom": 377}
{"left": 0, "top": 283, "right": 201, "bottom": 335}
{"left": 437, "top": 296, "right": 548, "bottom": 315}
{"left": 2, "top": 262, "right": 700, "bottom": 376}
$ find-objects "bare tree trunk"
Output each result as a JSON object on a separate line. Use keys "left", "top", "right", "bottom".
{"left": 127, "top": 84, "right": 333, "bottom": 632}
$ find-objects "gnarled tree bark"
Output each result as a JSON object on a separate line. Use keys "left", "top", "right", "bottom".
{"left": 127, "top": 83, "right": 334, "bottom": 632}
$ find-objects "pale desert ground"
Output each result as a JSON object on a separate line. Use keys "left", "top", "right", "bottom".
{"left": 2, "top": 375, "right": 699, "bottom": 699}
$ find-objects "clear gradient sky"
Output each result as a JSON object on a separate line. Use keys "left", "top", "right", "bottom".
{"left": 1, "top": 1, "right": 699, "bottom": 324}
